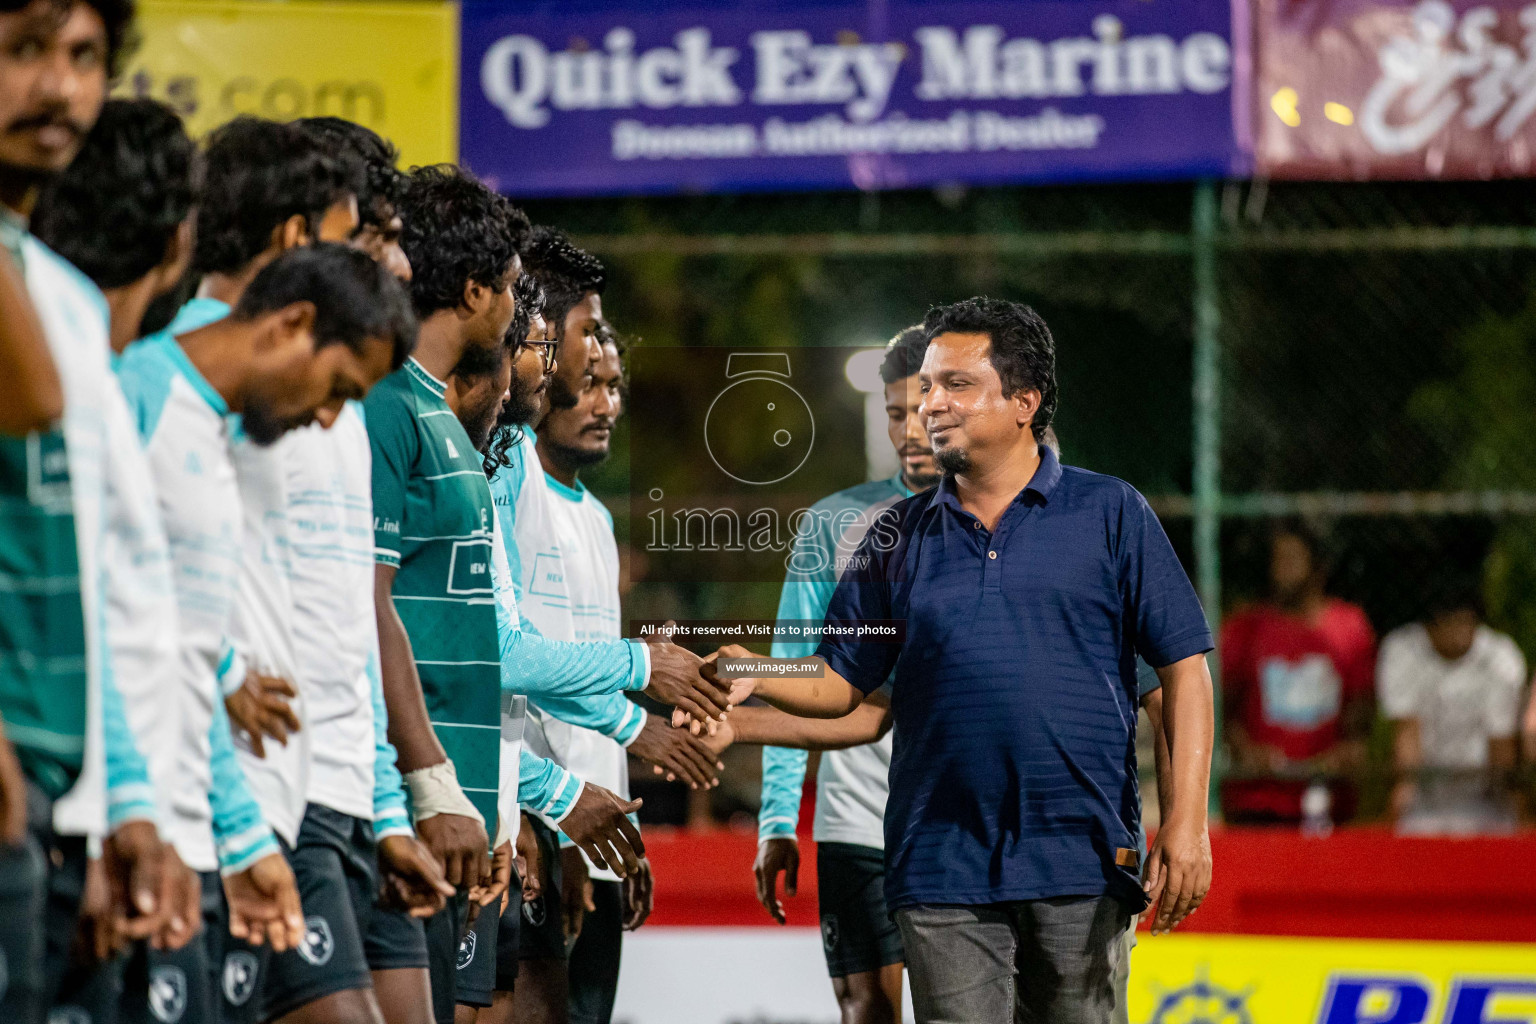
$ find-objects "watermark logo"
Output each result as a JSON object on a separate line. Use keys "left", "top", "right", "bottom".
{"left": 704, "top": 353, "right": 815, "bottom": 486}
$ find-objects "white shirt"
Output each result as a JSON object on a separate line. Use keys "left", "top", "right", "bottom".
{"left": 285, "top": 405, "right": 374, "bottom": 821}
{"left": 229, "top": 433, "right": 309, "bottom": 844}
{"left": 491, "top": 512, "right": 527, "bottom": 848}
{"left": 513, "top": 440, "right": 630, "bottom": 882}
{"left": 116, "top": 329, "right": 241, "bottom": 871}
{"left": 25, "top": 237, "right": 111, "bottom": 841}
{"left": 93, "top": 364, "right": 190, "bottom": 837}
{"left": 1378, "top": 622, "right": 1525, "bottom": 770}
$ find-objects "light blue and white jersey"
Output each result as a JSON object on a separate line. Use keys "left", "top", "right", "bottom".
{"left": 286, "top": 403, "right": 407, "bottom": 830}
{"left": 512, "top": 436, "right": 635, "bottom": 882}
{"left": 21, "top": 234, "right": 155, "bottom": 841}
{"left": 230, "top": 408, "right": 309, "bottom": 845}
{"left": 117, "top": 309, "right": 278, "bottom": 874}
{"left": 484, "top": 427, "right": 648, "bottom": 734}
{"left": 759, "top": 476, "right": 910, "bottom": 851}
{"left": 489, "top": 512, "right": 530, "bottom": 844}
{"left": 94, "top": 347, "right": 194, "bottom": 839}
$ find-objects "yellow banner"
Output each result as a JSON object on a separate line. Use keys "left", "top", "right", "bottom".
{"left": 117, "top": 0, "right": 457, "bottom": 168}
{"left": 1128, "top": 934, "right": 1536, "bottom": 1024}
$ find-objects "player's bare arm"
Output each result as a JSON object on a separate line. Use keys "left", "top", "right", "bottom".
{"left": 374, "top": 563, "right": 488, "bottom": 888}
{"left": 1144, "top": 653, "right": 1215, "bottom": 936}
{"left": 706, "top": 694, "right": 892, "bottom": 752}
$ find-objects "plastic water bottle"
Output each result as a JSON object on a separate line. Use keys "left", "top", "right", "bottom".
{"left": 1301, "top": 782, "right": 1333, "bottom": 838}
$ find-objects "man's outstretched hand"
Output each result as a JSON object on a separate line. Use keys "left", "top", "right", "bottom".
{"left": 560, "top": 783, "right": 644, "bottom": 879}
{"left": 627, "top": 714, "right": 722, "bottom": 790}
{"left": 704, "top": 645, "right": 765, "bottom": 708}
{"left": 641, "top": 622, "right": 732, "bottom": 725}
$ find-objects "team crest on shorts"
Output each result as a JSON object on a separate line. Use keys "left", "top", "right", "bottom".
{"left": 149, "top": 965, "right": 188, "bottom": 1023}
{"left": 457, "top": 929, "right": 477, "bottom": 970}
{"left": 224, "top": 950, "right": 259, "bottom": 1006}
{"left": 522, "top": 896, "right": 546, "bottom": 928}
{"left": 299, "top": 915, "right": 335, "bottom": 966}
{"left": 821, "top": 914, "right": 840, "bottom": 953}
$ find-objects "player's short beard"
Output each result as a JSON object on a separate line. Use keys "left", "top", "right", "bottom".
{"left": 934, "top": 445, "right": 971, "bottom": 476}
{"left": 906, "top": 462, "right": 942, "bottom": 491}
{"left": 545, "top": 370, "right": 581, "bottom": 412}
{"left": 503, "top": 370, "right": 543, "bottom": 428}
{"left": 543, "top": 431, "right": 610, "bottom": 472}
{"left": 241, "top": 400, "right": 297, "bottom": 447}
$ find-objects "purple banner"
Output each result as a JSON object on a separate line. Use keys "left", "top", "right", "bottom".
{"left": 460, "top": 0, "right": 1249, "bottom": 197}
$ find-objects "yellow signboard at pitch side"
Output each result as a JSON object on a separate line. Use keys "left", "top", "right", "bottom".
{"left": 1128, "top": 933, "right": 1536, "bottom": 1024}
{"left": 118, "top": 0, "right": 456, "bottom": 167}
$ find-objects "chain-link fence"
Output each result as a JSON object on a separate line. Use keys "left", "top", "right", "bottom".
{"left": 520, "top": 179, "right": 1536, "bottom": 829}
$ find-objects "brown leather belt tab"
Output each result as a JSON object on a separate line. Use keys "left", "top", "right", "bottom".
{"left": 1114, "top": 848, "right": 1140, "bottom": 869}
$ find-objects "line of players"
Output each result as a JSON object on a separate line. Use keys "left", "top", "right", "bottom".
{"left": 0, "top": 3, "right": 739, "bottom": 1024}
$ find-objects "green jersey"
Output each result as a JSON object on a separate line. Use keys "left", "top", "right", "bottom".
{"left": 366, "top": 359, "right": 500, "bottom": 829}
{"left": 0, "top": 430, "right": 86, "bottom": 797}
{"left": 0, "top": 213, "right": 86, "bottom": 798}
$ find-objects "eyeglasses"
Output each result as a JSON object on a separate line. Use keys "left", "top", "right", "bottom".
{"left": 518, "top": 337, "right": 558, "bottom": 374}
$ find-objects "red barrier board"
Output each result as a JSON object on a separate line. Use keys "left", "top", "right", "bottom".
{"left": 643, "top": 825, "right": 1536, "bottom": 942}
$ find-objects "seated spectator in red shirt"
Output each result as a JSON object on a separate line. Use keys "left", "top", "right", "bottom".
{"left": 1221, "top": 524, "right": 1376, "bottom": 822}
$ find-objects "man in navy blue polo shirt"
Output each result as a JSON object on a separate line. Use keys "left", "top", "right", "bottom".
{"left": 717, "top": 297, "right": 1215, "bottom": 1023}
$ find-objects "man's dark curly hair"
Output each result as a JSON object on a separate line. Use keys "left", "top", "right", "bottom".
{"left": 481, "top": 273, "right": 548, "bottom": 478}
{"left": 32, "top": 97, "right": 197, "bottom": 290}
{"left": 879, "top": 324, "right": 926, "bottom": 385}
{"left": 922, "top": 297, "right": 1057, "bottom": 442}
{"left": 293, "top": 117, "right": 402, "bottom": 230}
{"left": 507, "top": 264, "right": 545, "bottom": 358}
{"left": 192, "top": 116, "right": 363, "bottom": 277}
{"left": 234, "top": 242, "right": 416, "bottom": 370}
{"left": 396, "top": 164, "right": 530, "bottom": 319}
{"left": 520, "top": 225, "right": 604, "bottom": 341}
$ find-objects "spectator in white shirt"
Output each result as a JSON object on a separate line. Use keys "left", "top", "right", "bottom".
{"left": 1377, "top": 585, "right": 1524, "bottom": 835}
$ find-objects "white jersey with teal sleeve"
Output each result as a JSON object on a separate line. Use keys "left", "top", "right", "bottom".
{"left": 94, "top": 350, "right": 194, "bottom": 837}
{"left": 491, "top": 507, "right": 585, "bottom": 834}
{"left": 489, "top": 511, "right": 530, "bottom": 845}
{"left": 229, "top": 425, "right": 309, "bottom": 845}
{"left": 285, "top": 404, "right": 376, "bottom": 822}
{"left": 484, "top": 429, "right": 648, "bottom": 726}
{"left": 116, "top": 308, "right": 278, "bottom": 874}
{"left": 759, "top": 476, "right": 908, "bottom": 851}
{"left": 512, "top": 448, "right": 634, "bottom": 882}
{"left": 21, "top": 235, "right": 154, "bottom": 841}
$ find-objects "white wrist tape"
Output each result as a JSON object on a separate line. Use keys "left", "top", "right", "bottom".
{"left": 404, "top": 761, "right": 485, "bottom": 828}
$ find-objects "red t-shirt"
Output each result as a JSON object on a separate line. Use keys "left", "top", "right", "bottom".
{"left": 1220, "top": 599, "right": 1377, "bottom": 762}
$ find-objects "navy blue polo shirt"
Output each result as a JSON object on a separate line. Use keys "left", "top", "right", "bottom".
{"left": 815, "top": 446, "right": 1211, "bottom": 911}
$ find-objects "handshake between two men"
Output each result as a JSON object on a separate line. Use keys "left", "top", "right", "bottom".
{"left": 518, "top": 626, "right": 743, "bottom": 885}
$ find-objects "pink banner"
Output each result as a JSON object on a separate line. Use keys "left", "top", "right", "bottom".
{"left": 1256, "top": 0, "right": 1536, "bottom": 178}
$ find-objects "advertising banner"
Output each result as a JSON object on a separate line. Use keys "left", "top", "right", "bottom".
{"left": 1256, "top": 0, "right": 1536, "bottom": 179}
{"left": 613, "top": 929, "right": 1536, "bottom": 1024}
{"left": 120, "top": 0, "right": 458, "bottom": 168}
{"left": 460, "top": 0, "right": 1249, "bottom": 197}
